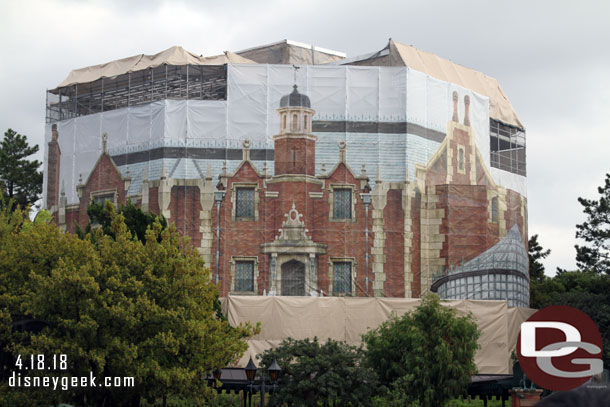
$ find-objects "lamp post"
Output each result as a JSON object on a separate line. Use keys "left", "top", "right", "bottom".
{"left": 214, "top": 190, "right": 224, "bottom": 285}
{"left": 244, "top": 356, "right": 282, "bottom": 407}
{"left": 361, "top": 193, "right": 372, "bottom": 297}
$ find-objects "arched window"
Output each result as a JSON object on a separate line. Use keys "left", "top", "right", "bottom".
{"left": 303, "top": 114, "right": 308, "bottom": 131}
{"left": 282, "top": 114, "right": 287, "bottom": 130}
{"left": 292, "top": 114, "right": 298, "bottom": 132}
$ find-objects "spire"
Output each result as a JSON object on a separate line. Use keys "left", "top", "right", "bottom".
{"left": 292, "top": 64, "right": 301, "bottom": 87}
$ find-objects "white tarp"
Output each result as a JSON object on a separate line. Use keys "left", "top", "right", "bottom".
{"left": 44, "top": 64, "right": 526, "bottom": 206}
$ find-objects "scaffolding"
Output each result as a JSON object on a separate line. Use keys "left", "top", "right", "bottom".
{"left": 489, "top": 118, "right": 526, "bottom": 176}
{"left": 46, "top": 64, "right": 227, "bottom": 123}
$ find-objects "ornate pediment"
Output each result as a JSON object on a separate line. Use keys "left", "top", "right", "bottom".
{"left": 261, "top": 202, "right": 327, "bottom": 255}
{"left": 276, "top": 202, "right": 311, "bottom": 241}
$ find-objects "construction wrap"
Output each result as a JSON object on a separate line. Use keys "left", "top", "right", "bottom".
{"left": 43, "top": 64, "right": 526, "bottom": 206}
{"left": 222, "top": 296, "right": 536, "bottom": 374}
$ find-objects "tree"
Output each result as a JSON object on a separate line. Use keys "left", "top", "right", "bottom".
{"left": 0, "top": 204, "right": 258, "bottom": 406}
{"left": 259, "top": 337, "right": 378, "bottom": 407}
{"left": 528, "top": 234, "right": 551, "bottom": 283}
{"left": 363, "top": 294, "right": 480, "bottom": 407}
{"left": 575, "top": 173, "right": 610, "bottom": 274}
{"left": 0, "top": 129, "right": 42, "bottom": 210}
{"left": 77, "top": 200, "right": 168, "bottom": 242}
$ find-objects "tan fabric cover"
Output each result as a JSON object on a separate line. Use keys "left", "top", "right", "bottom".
{"left": 389, "top": 40, "right": 523, "bottom": 128}
{"left": 57, "top": 46, "right": 254, "bottom": 88}
{"left": 222, "top": 296, "right": 534, "bottom": 374}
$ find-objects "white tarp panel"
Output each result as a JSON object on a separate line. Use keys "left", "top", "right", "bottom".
{"left": 43, "top": 64, "right": 526, "bottom": 206}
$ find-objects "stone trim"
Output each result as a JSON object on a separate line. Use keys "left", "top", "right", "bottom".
{"left": 328, "top": 257, "right": 357, "bottom": 296}
{"left": 328, "top": 184, "right": 357, "bottom": 222}
{"left": 229, "top": 256, "right": 259, "bottom": 295}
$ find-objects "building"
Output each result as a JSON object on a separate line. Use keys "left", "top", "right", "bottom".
{"left": 44, "top": 39, "right": 529, "bottom": 306}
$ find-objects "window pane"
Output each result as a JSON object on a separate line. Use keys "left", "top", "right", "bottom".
{"left": 334, "top": 189, "right": 351, "bottom": 219}
{"left": 334, "top": 262, "right": 351, "bottom": 294}
{"left": 235, "top": 261, "right": 254, "bottom": 291}
{"left": 236, "top": 188, "right": 255, "bottom": 218}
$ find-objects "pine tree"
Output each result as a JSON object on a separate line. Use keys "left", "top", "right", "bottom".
{"left": 528, "top": 234, "right": 551, "bottom": 282}
{"left": 575, "top": 173, "right": 610, "bottom": 274}
{"left": 0, "top": 129, "right": 42, "bottom": 210}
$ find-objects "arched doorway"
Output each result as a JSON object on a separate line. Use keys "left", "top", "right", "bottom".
{"left": 281, "top": 260, "right": 305, "bottom": 296}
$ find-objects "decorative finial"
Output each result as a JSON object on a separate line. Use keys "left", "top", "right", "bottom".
{"left": 452, "top": 91, "right": 459, "bottom": 122}
{"left": 320, "top": 163, "right": 326, "bottom": 175}
{"left": 78, "top": 173, "right": 83, "bottom": 184}
{"left": 242, "top": 139, "right": 251, "bottom": 149}
{"left": 222, "top": 160, "right": 227, "bottom": 176}
{"left": 206, "top": 163, "right": 212, "bottom": 179}
{"left": 161, "top": 162, "right": 167, "bottom": 179}
{"left": 60, "top": 180, "right": 65, "bottom": 196}
{"left": 361, "top": 164, "right": 367, "bottom": 176}
{"left": 143, "top": 167, "right": 149, "bottom": 181}
{"left": 376, "top": 165, "right": 382, "bottom": 184}
{"left": 102, "top": 132, "right": 108, "bottom": 153}
{"left": 292, "top": 64, "right": 301, "bottom": 87}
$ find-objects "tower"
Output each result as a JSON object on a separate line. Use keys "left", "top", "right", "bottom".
{"left": 273, "top": 85, "right": 316, "bottom": 177}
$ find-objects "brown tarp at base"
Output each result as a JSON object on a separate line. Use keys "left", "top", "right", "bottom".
{"left": 221, "top": 296, "right": 536, "bottom": 374}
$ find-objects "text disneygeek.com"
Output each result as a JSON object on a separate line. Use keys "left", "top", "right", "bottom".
{"left": 9, "top": 372, "right": 135, "bottom": 391}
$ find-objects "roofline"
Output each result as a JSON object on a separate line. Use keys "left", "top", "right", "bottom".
{"left": 325, "top": 48, "right": 389, "bottom": 65}
{"left": 236, "top": 39, "right": 346, "bottom": 58}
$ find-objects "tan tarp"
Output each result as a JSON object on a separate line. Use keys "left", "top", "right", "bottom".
{"left": 388, "top": 40, "right": 523, "bottom": 128}
{"left": 222, "top": 296, "right": 536, "bottom": 374}
{"left": 57, "top": 46, "right": 255, "bottom": 88}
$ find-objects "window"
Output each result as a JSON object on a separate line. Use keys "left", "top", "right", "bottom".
{"left": 282, "top": 114, "right": 287, "bottom": 130}
{"left": 292, "top": 114, "right": 298, "bottom": 132}
{"left": 92, "top": 193, "right": 115, "bottom": 205}
{"left": 491, "top": 197, "right": 499, "bottom": 223}
{"left": 303, "top": 114, "right": 308, "bottom": 131}
{"left": 236, "top": 187, "right": 255, "bottom": 219}
{"left": 333, "top": 262, "right": 352, "bottom": 295}
{"left": 333, "top": 188, "right": 352, "bottom": 219}
{"left": 458, "top": 147, "right": 465, "bottom": 172}
{"left": 235, "top": 261, "right": 254, "bottom": 292}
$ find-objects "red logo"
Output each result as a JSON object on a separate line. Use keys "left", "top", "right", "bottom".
{"left": 517, "top": 306, "right": 603, "bottom": 391}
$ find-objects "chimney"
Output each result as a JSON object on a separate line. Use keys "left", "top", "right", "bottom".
{"left": 46, "top": 124, "right": 61, "bottom": 210}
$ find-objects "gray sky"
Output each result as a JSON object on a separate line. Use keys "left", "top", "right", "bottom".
{"left": 1, "top": 0, "right": 608, "bottom": 275}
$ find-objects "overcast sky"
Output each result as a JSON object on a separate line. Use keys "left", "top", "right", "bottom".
{"left": 1, "top": 0, "right": 608, "bottom": 275}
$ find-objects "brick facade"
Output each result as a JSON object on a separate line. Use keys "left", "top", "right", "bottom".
{"left": 53, "top": 90, "right": 527, "bottom": 299}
